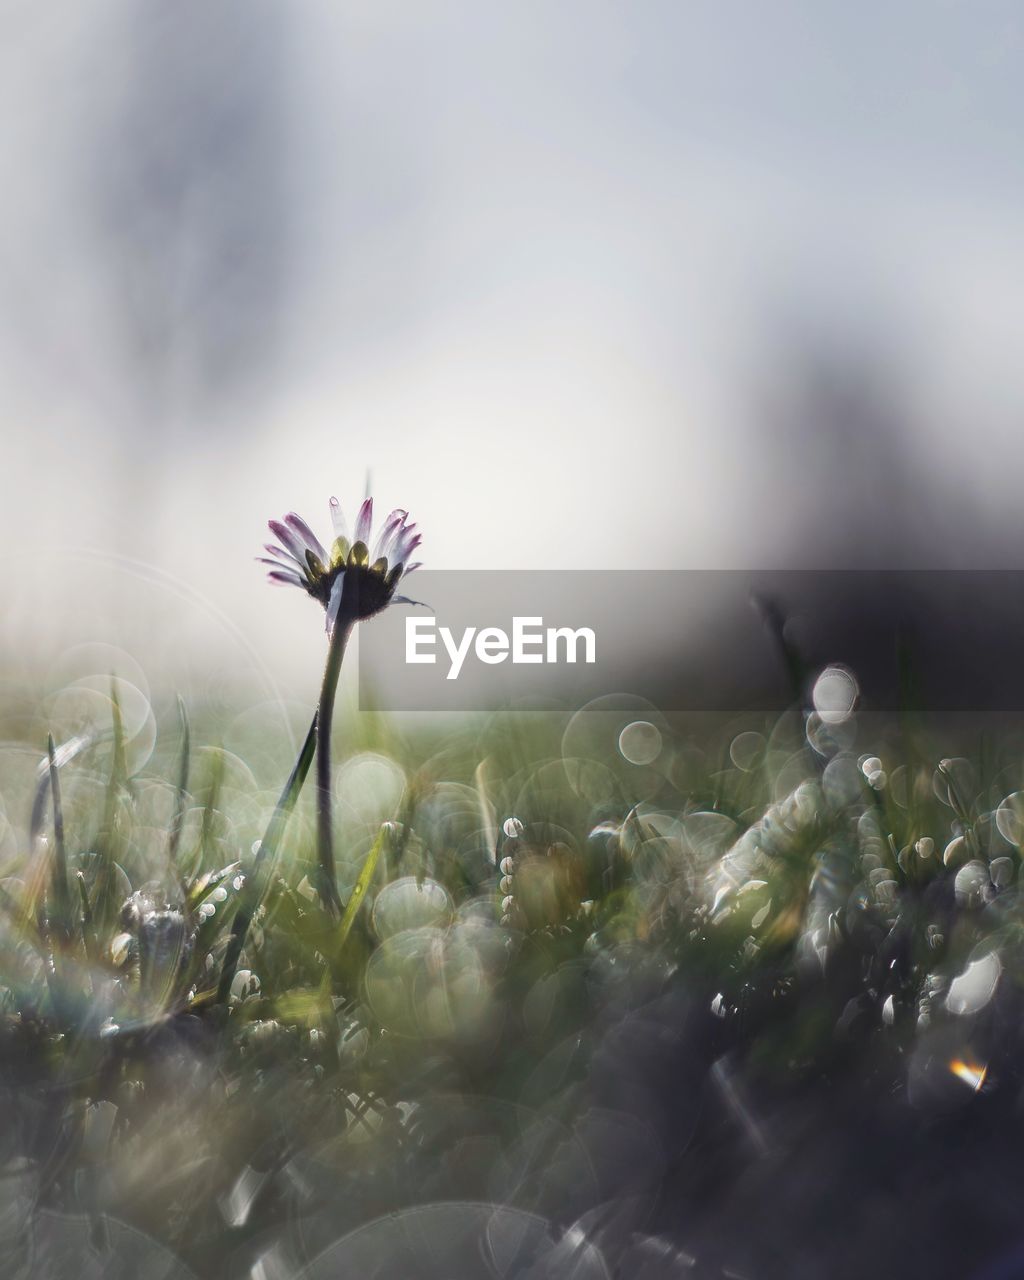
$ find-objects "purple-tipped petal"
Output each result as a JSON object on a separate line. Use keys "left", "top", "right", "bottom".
{"left": 329, "top": 496, "right": 348, "bottom": 540}
{"left": 394, "top": 528, "right": 422, "bottom": 565}
{"left": 267, "top": 568, "right": 305, "bottom": 588}
{"left": 263, "top": 543, "right": 299, "bottom": 564}
{"left": 372, "top": 509, "right": 408, "bottom": 562}
{"left": 326, "top": 572, "right": 346, "bottom": 635}
{"left": 285, "top": 512, "right": 328, "bottom": 563}
{"left": 269, "top": 519, "right": 308, "bottom": 564}
{"left": 391, "top": 593, "right": 431, "bottom": 610}
{"left": 403, "top": 561, "right": 423, "bottom": 575}
{"left": 390, "top": 523, "right": 416, "bottom": 563}
{"left": 354, "top": 496, "right": 373, "bottom": 546}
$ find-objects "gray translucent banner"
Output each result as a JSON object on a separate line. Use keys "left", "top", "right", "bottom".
{"left": 357, "top": 570, "right": 1024, "bottom": 712}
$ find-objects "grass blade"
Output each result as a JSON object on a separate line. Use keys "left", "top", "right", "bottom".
{"left": 46, "top": 734, "right": 71, "bottom": 938}
{"left": 215, "top": 712, "right": 318, "bottom": 1006}
{"left": 168, "top": 694, "right": 191, "bottom": 866}
{"left": 336, "top": 824, "right": 388, "bottom": 954}
{"left": 93, "top": 677, "right": 128, "bottom": 930}
{"left": 29, "top": 730, "right": 105, "bottom": 846}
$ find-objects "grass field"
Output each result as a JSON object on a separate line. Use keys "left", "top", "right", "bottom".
{"left": 1, "top": 628, "right": 1023, "bottom": 1279}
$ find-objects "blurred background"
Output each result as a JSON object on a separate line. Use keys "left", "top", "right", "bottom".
{"left": 3, "top": 1, "right": 1024, "bottom": 703}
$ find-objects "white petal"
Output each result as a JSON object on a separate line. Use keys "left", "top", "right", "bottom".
{"left": 269, "top": 520, "right": 308, "bottom": 564}
{"left": 393, "top": 528, "right": 422, "bottom": 565}
{"left": 329, "top": 496, "right": 348, "bottom": 540}
{"left": 354, "top": 497, "right": 373, "bottom": 546}
{"left": 285, "top": 513, "right": 328, "bottom": 564}
{"left": 372, "top": 509, "right": 407, "bottom": 562}
{"left": 263, "top": 543, "right": 303, "bottom": 567}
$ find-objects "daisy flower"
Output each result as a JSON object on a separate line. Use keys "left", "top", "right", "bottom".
{"left": 260, "top": 496, "right": 422, "bottom": 633}
{"left": 258, "top": 492, "right": 423, "bottom": 917}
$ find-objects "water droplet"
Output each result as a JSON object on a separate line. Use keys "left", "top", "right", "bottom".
{"left": 946, "top": 951, "right": 1001, "bottom": 1016}
{"left": 110, "top": 932, "right": 132, "bottom": 966}
{"left": 944, "top": 835, "right": 967, "bottom": 868}
{"left": 954, "top": 861, "right": 989, "bottom": 909}
{"left": 230, "top": 969, "right": 260, "bottom": 1003}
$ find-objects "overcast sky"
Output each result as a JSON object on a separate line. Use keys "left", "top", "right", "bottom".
{"left": 3, "top": 2, "right": 1024, "bottom": 700}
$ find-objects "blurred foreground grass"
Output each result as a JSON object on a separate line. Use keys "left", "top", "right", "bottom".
{"left": 1, "top": 673, "right": 1024, "bottom": 1279}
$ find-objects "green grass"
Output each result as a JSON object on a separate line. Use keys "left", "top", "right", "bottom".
{"left": 0, "top": 679, "right": 1021, "bottom": 1277}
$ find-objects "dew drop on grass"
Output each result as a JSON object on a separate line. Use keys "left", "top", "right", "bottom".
{"left": 110, "top": 932, "right": 132, "bottom": 966}
{"left": 230, "top": 969, "right": 260, "bottom": 1003}
{"left": 337, "top": 1019, "right": 369, "bottom": 1065}
{"left": 750, "top": 900, "right": 771, "bottom": 930}
{"left": 943, "top": 836, "right": 967, "bottom": 868}
{"left": 946, "top": 951, "right": 1001, "bottom": 1016}
{"left": 954, "top": 861, "right": 990, "bottom": 909}
{"left": 933, "top": 758, "right": 975, "bottom": 810}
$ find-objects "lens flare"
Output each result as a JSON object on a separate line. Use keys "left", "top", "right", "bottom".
{"left": 949, "top": 1058, "right": 987, "bottom": 1092}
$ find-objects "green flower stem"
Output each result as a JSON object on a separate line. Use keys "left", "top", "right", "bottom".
{"left": 316, "top": 612, "right": 355, "bottom": 916}
{"left": 215, "top": 710, "right": 318, "bottom": 1005}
